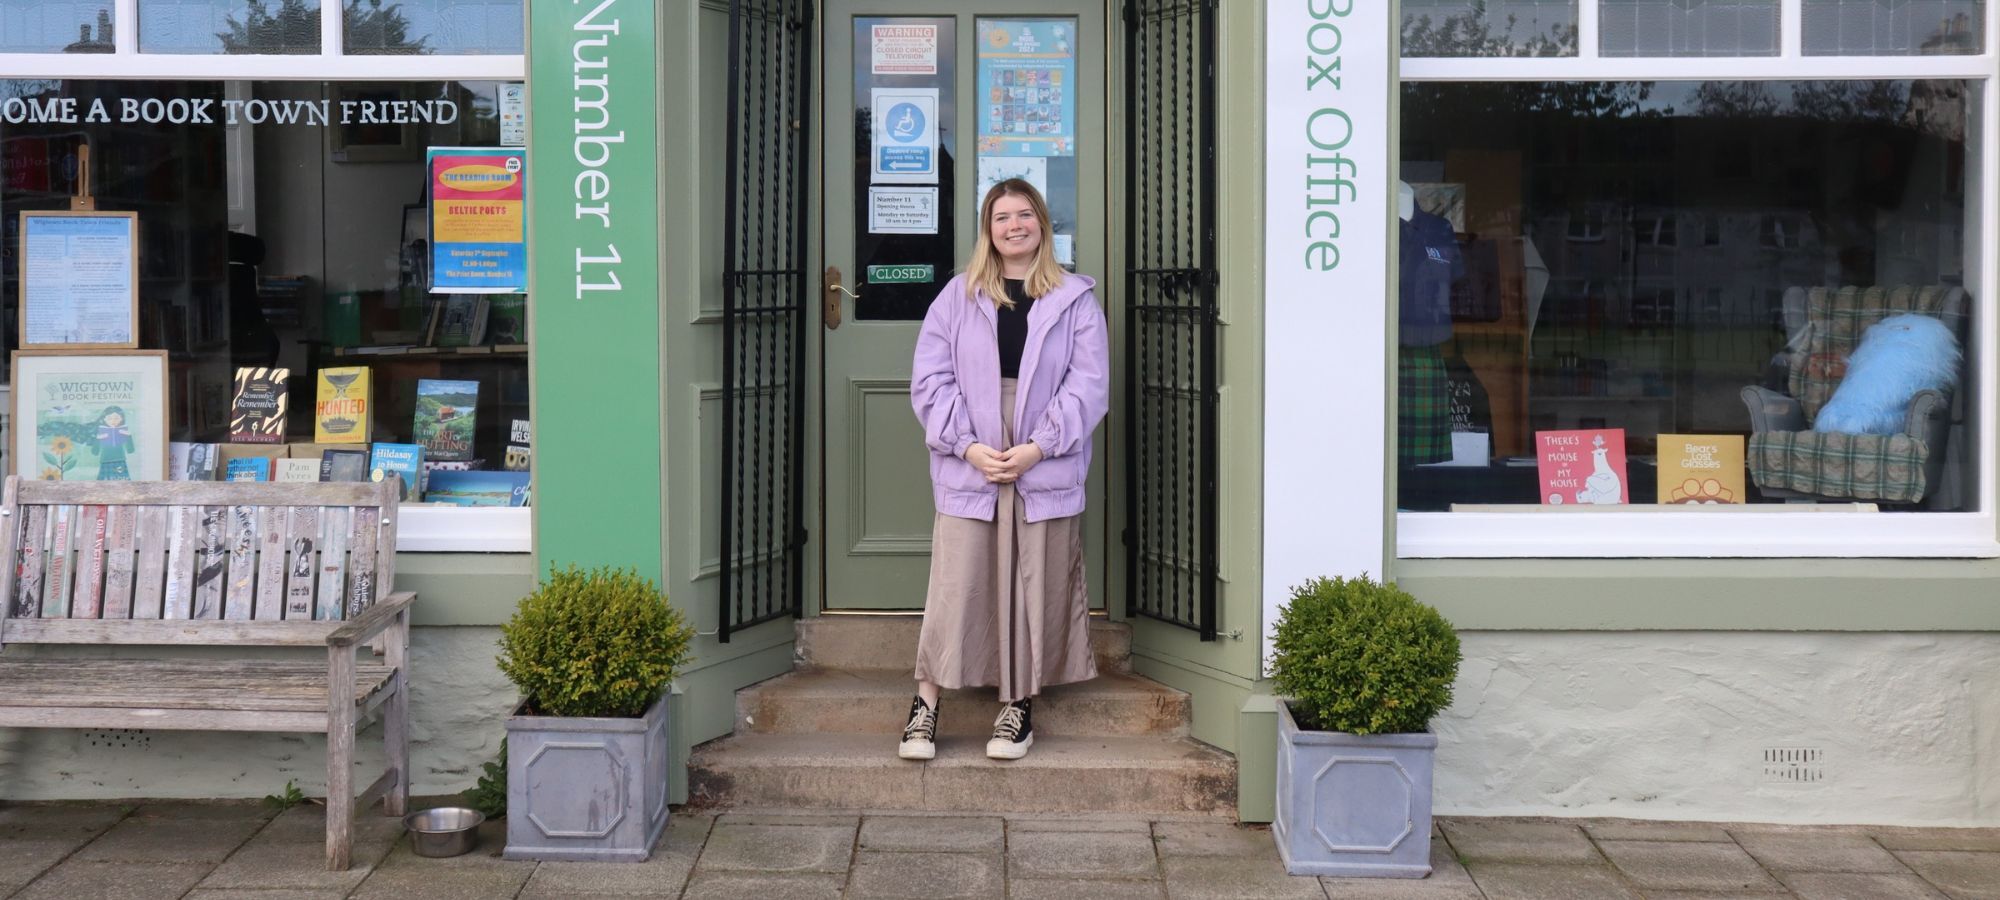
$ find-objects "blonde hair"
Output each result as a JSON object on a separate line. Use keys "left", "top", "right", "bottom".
{"left": 965, "top": 178, "right": 1065, "bottom": 309}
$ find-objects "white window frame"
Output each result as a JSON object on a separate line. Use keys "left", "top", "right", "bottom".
{"left": 0, "top": 2, "right": 529, "bottom": 553}
{"left": 1397, "top": 0, "right": 2000, "bottom": 558}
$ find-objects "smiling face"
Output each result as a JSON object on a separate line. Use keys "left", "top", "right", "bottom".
{"left": 987, "top": 192, "right": 1043, "bottom": 269}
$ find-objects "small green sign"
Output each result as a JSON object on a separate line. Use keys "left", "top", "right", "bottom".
{"left": 867, "top": 264, "right": 934, "bottom": 284}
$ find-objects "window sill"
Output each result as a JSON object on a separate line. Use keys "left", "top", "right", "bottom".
{"left": 1397, "top": 510, "right": 2000, "bottom": 558}
{"left": 399, "top": 505, "right": 531, "bottom": 553}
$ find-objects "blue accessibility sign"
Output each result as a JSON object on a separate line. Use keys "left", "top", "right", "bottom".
{"left": 884, "top": 102, "right": 926, "bottom": 143}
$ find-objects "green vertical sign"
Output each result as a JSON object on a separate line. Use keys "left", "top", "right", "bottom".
{"left": 527, "top": 0, "right": 662, "bottom": 582}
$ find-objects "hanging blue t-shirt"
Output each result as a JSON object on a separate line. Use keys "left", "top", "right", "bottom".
{"left": 1398, "top": 209, "right": 1464, "bottom": 347}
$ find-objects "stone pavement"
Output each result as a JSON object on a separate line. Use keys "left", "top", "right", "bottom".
{"left": 3, "top": 800, "right": 1999, "bottom": 899}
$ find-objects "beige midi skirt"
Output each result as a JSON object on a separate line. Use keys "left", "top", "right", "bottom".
{"left": 915, "top": 378, "right": 1097, "bottom": 703}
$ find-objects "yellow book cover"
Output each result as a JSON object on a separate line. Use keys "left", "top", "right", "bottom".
{"left": 1656, "top": 434, "right": 1745, "bottom": 504}
{"left": 315, "top": 367, "right": 372, "bottom": 443}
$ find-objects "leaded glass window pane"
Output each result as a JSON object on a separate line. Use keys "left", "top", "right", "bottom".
{"left": 1403, "top": 0, "right": 1580, "bottom": 57}
{"left": 1802, "top": 0, "right": 1983, "bottom": 54}
{"left": 1601, "top": 0, "right": 1781, "bottom": 56}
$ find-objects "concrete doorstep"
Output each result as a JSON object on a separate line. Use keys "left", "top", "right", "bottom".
{"left": 2, "top": 802, "right": 1998, "bottom": 899}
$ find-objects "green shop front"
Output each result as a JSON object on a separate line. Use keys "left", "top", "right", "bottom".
{"left": 0, "top": 0, "right": 1997, "bottom": 831}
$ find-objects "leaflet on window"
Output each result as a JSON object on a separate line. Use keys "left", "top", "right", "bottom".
{"left": 871, "top": 88, "right": 939, "bottom": 184}
{"left": 428, "top": 147, "right": 527, "bottom": 293}
{"left": 868, "top": 187, "right": 940, "bottom": 234}
{"left": 976, "top": 20, "right": 1076, "bottom": 159}
{"left": 19, "top": 212, "right": 138, "bottom": 348}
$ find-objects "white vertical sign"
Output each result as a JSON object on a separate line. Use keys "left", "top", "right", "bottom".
{"left": 1262, "top": 0, "right": 1395, "bottom": 671}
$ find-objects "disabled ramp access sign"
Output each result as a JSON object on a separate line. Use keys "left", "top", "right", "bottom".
{"left": 871, "top": 87, "right": 938, "bottom": 185}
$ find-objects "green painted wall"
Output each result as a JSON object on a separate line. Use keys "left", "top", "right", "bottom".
{"left": 397, "top": 552, "right": 536, "bottom": 626}
{"left": 526, "top": 0, "right": 665, "bottom": 583}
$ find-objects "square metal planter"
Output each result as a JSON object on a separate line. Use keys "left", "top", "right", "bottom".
{"left": 503, "top": 688, "right": 671, "bottom": 861}
{"left": 1272, "top": 700, "right": 1436, "bottom": 878}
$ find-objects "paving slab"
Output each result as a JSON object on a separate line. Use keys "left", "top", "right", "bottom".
{"left": 1158, "top": 855, "right": 1329, "bottom": 900}
{"left": 195, "top": 839, "right": 378, "bottom": 893}
{"left": 1732, "top": 829, "right": 1908, "bottom": 873}
{"left": 1640, "top": 893, "right": 1794, "bottom": 900}
{"left": 847, "top": 850, "right": 1005, "bottom": 899}
{"left": 1008, "top": 817, "right": 1154, "bottom": 833}
{"left": 254, "top": 804, "right": 407, "bottom": 846}
{"left": 1892, "top": 849, "right": 2000, "bottom": 900}
{"left": 715, "top": 811, "right": 863, "bottom": 827}
{"left": 1874, "top": 828, "right": 2000, "bottom": 852}
{"left": 1595, "top": 839, "right": 1783, "bottom": 892}
{"left": 1464, "top": 862, "right": 1641, "bottom": 899}
{"left": 71, "top": 810, "right": 267, "bottom": 864}
{"left": 348, "top": 863, "right": 535, "bottom": 900}
{"left": 182, "top": 892, "right": 349, "bottom": 900}
{"left": 1152, "top": 821, "right": 1280, "bottom": 859}
{"left": 516, "top": 814, "right": 711, "bottom": 898}
{"left": 698, "top": 821, "right": 857, "bottom": 873}
{"left": 0, "top": 802, "right": 131, "bottom": 841}
{"left": 11, "top": 859, "right": 212, "bottom": 900}
{"left": 1581, "top": 820, "right": 1734, "bottom": 842}
{"left": 1007, "top": 829, "right": 1160, "bottom": 880}
{"left": 0, "top": 837, "right": 88, "bottom": 893}
{"left": 128, "top": 801, "right": 275, "bottom": 821}
{"left": 1778, "top": 871, "right": 1950, "bottom": 899}
{"left": 1009, "top": 878, "right": 1167, "bottom": 900}
{"left": 1440, "top": 818, "right": 1605, "bottom": 865}
{"left": 861, "top": 815, "right": 1005, "bottom": 853}
{"left": 677, "top": 870, "right": 847, "bottom": 899}
{"left": 1321, "top": 840, "right": 1483, "bottom": 899}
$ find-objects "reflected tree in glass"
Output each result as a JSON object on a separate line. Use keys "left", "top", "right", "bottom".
{"left": 342, "top": 0, "right": 430, "bottom": 54}
{"left": 215, "top": 0, "right": 320, "bottom": 52}
{"left": 1403, "top": 0, "right": 1580, "bottom": 56}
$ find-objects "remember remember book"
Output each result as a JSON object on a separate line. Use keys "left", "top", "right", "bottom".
{"left": 229, "top": 367, "right": 289, "bottom": 443}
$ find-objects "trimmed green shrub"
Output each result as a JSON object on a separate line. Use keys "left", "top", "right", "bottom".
{"left": 1268, "top": 575, "right": 1461, "bottom": 735}
{"left": 497, "top": 565, "right": 694, "bottom": 718}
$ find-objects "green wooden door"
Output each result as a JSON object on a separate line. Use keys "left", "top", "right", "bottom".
{"left": 820, "top": 1, "right": 1108, "bottom": 611}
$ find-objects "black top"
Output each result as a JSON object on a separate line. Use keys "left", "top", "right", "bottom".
{"left": 997, "top": 278, "right": 1036, "bottom": 378}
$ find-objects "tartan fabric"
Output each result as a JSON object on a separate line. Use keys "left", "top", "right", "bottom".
{"left": 1747, "top": 430, "right": 1930, "bottom": 504}
{"left": 1398, "top": 346, "right": 1451, "bottom": 465}
{"left": 1787, "top": 285, "right": 1965, "bottom": 422}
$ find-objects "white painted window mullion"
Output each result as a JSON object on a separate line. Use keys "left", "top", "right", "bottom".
{"left": 1576, "top": 0, "right": 1601, "bottom": 60}
{"left": 1779, "top": 0, "right": 1802, "bottom": 58}
{"left": 322, "top": 0, "right": 344, "bottom": 57}
{"left": 114, "top": 0, "right": 139, "bottom": 53}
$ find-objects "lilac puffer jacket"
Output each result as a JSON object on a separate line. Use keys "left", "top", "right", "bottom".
{"left": 911, "top": 272, "right": 1109, "bottom": 523}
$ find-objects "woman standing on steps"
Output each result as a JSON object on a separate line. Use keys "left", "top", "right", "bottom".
{"left": 902, "top": 178, "right": 1110, "bottom": 763}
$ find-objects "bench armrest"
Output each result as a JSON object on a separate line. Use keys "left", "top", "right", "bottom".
{"left": 327, "top": 592, "right": 416, "bottom": 649}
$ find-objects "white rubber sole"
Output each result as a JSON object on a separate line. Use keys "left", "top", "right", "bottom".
{"left": 897, "top": 739, "right": 936, "bottom": 760}
{"left": 985, "top": 732, "right": 1034, "bottom": 760}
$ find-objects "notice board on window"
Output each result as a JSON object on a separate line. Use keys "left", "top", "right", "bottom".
{"left": 427, "top": 147, "right": 527, "bottom": 294}
{"left": 17, "top": 210, "right": 140, "bottom": 349}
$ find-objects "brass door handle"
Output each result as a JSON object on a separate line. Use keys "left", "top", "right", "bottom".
{"left": 823, "top": 265, "right": 859, "bottom": 330}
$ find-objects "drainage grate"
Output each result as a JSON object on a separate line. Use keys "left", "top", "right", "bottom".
{"left": 1762, "top": 747, "right": 1825, "bottom": 783}
{"left": 82, "top": 729, "right": 150, "bottom": 750}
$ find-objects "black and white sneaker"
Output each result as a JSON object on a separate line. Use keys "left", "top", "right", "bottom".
{"left": 898, "top": 695, "right": 938, "bottom": 760}
{"left": 986, "top": 698, "right": 1034, "bottom": 760}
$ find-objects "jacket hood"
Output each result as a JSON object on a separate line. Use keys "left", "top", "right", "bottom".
{"left": 963, "top": 271, "right": 1097, "bottom": 319}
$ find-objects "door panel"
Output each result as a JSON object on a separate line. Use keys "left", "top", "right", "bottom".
{"left": 822, "top": 1, "right": 1108, "bottom": 610}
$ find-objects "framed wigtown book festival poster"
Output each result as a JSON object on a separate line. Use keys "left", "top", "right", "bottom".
{"left": 9, "top": 350, "right": 168, "bottom": 481}
{"left": 17, "top": 211, "right": 141, "bottom": 350}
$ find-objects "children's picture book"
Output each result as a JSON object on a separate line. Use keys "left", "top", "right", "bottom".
{"left": 370, "top": 442, "right": 424, "bottom": 500}
{"left": 314, "top": 366, "right": 372, "bottom": 444}
{"left": 225, "top": 457, "right": 271, "bottom": 482}
{"left": 273, "top": 458, "right": 321, "bottom": 483}
{"left": 1535, "top": 428, "right": 1627, "bottom": 505}
{"left": 1656, "top": 434, "right": 1745, "bottom": 504}
{"left": 424, "top": 470, "right": 530, "bottom": 507}
{"left": 170, "top": 442, "right": 219, "bottom": 481}
{"left": 319, "top": 448, "right": 370, "bottom": 483}
{"left": 413, "top": 379, "right": 478, "bottom": 461}
{"left": 228, "top": 367, "right": 289, "bottom": 444}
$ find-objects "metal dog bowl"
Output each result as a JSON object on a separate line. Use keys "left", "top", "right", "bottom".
{"left": 404, "top": 807, "right": 484, "bottom": 858}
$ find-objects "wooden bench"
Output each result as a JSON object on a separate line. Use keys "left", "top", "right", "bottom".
{"left": 0, "top": 476, "right": 413, "bottom": 870}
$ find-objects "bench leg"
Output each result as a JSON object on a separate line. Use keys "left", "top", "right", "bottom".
{"left": 384, "top": 677, "right": 409, "bottom": 817}
{"left": 327, "top": 647, "right": 357, "bottom": 871}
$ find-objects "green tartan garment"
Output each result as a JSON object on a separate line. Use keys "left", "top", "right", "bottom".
{"left": 1399, "top": 346, "right": 1451, "bottom": 466}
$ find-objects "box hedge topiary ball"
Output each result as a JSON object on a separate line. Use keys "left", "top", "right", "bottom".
{"left": 1269, "top": 575, "right": 1461, "bottom": 735}
{"left": 497, "top": 564, "right": 694, "bottom": 719}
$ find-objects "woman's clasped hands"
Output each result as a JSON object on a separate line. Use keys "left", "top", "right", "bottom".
{"left": 964, "top": 442, "right": 1046, "bottom": 484}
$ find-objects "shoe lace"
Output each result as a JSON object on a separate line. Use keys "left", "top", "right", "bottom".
{"left": 992, "top": 702, "right": 1029, "bottom": 742}
{"left": 904, "top": 700, "right": 937, "bottom": 742}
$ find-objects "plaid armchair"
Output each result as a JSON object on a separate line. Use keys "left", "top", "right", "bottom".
{"left": 1741, "top": 285, "right": 1967, "bottom": 505}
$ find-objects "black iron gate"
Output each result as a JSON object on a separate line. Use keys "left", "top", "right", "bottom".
{"left": 720, "top": 0, "right": 813, "bottom": 642}
{"left": 1124, "top": 0, "right": 1218, "bottom": 640}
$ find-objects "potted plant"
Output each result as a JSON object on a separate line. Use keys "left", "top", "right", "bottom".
{"left": 497, "top": 565, "right": 693, "bottom": 861}
{"left": 1268, "top": 575, "right": 1461, "bottom": 878}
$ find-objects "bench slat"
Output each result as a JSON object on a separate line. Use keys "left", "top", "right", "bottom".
{"left": 2, "top": 617, "right": 339, "bottom": 645}
{"left": 133, "top": 506, "right": 167, "bottom": 619}
{"left": 317, "top": 508, "right": 349, "bottom": 621}
{"left": 0, "top": 660, "right": 394, "bottom": 712}
{"left": 13, "top": 505, "right": 46, "bottom": 618}
{"left": 45, "top": 505, "right": 74, "bottom": 618}
{"left": 0, "top": 706, "right": 329, "bottom": 732}
{"left": 17, "top": 481, "right": 384, "bottom": 507}
{"left": 193, "top": 507, "right": 225, "bottom": 619}
{"left": 255, "top": 506, "right": 286, "bottom": 620}
{"left": 285, "top": 506, "right": 319, "bottom": 620}
{"left": 162, "top": 506, "right": 196, "bottom": 619}
{"left": 347, "top": 507, "right": 378, "bottom": 618}
{"left": 103, "top": 505, "right": 137, "bottom": 619}
{"left": 72, "top": 506, "right": 106, "bottom": 619}
{"left": 225, "top": 506, "right": 258, "bottom": 621}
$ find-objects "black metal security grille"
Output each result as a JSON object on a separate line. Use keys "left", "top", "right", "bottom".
{"left": 1123, "top": 0, "right": 1218, "bottom": 639}
{"left": 720, "top": 0, "right": 813, "bottom": 642}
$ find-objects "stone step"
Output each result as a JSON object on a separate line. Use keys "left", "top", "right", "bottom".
{"left": 737, "top": 668, "right": 1189, "bottom": 738}
{"left": 796, "top": 616, "right": 1131, "bottom": 673}
{"left": 686, "top": 732, "right": 1237, "bottom": 815}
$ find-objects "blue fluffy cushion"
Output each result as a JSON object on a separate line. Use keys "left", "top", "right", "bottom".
{"left": 1813, "top": 314, "right": 1960, "bottom": 436}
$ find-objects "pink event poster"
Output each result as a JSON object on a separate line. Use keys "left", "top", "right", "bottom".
{"left": 1536, "top": 429, "right": 1628, "bottom": 505}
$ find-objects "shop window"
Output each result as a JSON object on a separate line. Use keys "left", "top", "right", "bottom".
{"left": 344, "top": 0, "right": 523, "bottom": 55}
{"left": 0, "top": 0, "right": 115, "bottom": 52}
{"left": 1402, "top": 0, "right": 1581, "bottom": 56}
{"left": 0, "top": 79, "right": 531, "bottom": 516}
{"left": 140, "top": 0, "right": 321, "bottom": 54}
{"left": 1600, "top": 0, "right": 1781, "bottom": 56}
{"left": 1802, "top": 0, "right": 1984, "bottom": 55}
{"left": 1396, "top": 80, "right": 1977, "bottom": 517}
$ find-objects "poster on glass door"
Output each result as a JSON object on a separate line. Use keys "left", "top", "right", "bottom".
{"left": 871, "top": 87, "right": 939, "bottom": 184}
{"left": 976, "top": 19, "right": 1076, "bottom": 158}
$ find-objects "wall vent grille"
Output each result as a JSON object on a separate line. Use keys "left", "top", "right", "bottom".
{"left": 1762, "top": 747, "right": 1825, "bottom": 783}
